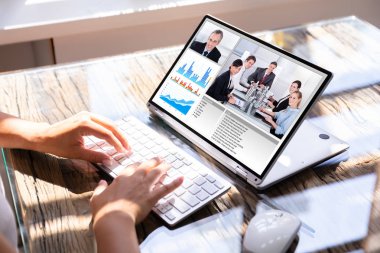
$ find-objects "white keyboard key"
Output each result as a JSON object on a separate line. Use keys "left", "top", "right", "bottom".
{"left": 206, "top": 175, "right": 216, "bottom": 183}
{"left": 125, "top": 127, "right": 136, "bottom": 134}
{"left": 178, "top": 166, "right": 191, "bottom": 175}
{"left": 108, "top": 163, "right": 125, "bottom": 175}
{"left": 141, "top": 128, "right": 151, "bottom": 135}
{"left": 127, "top": 138, "right": 138, "bottom": 146}
{"left": 114, "top": 120, "right": 124, "bottom": 126}
{"left": 186, "top": 171, "right": 198, "bottom": 180}
{"left": 139, "top": 136, "right": 150, "bottom": 144}
{"left": 154, "top": 138, "right": 163, "bottom": 145}
{"left": 120, "top": 158, "right": 134, "bottom": 167}
{"left": 167, "top": 168, "right": 180, "bottom": 178}
{"left": 156, "top": 202, "right": 173, "bottom": 214}
{"left": 175, "top": 153, "right": 185, "bottom": 160}
{"left": 201, "top": 181, "right": 218, "bottom": 195}
{"left": 181, "top": 179, "right": 193, "bottom": 189}
{"left": 113, "top": 153, "right": 127, "bottom": 161}
{"left": 144, "top": 141, "right": 155, "bottom": 149}
{"left": 106, "top": 148, "right": 117, "bottom": 156}
{"left": 170, "top": 198, "right": 191, "bottom": 213}
{"left": 132, "top": 143, "right": 144, "bottom": 152}
{"left": 174, "top": 187, "right": 186, "bottom": 197}
{"left": 132, "top": 131, "right": 143, "bottom": 139}
{"left": 130, "top": 153, "right": 143, "bottom": 163}
{"left": 172, "top": 160, "right": 184, "bottom": 169}
{"left": 214, "top": 180, "right": 225, "bottom": 189}
{"left": 196, "top": 190, "right": 210, "bottom": 201}
{"left": 151, "top": 146, "right": 163, "bottom": 154}
{"left": 84, "top": 138, "right": 96, "bottom": 149}
{"left": 188, "top": 185, "right": 201, "bottom": 195}
{"left": 165, "top": 155, "right": 177, "bottom": 164}
{"left": 165, "top": 212, "right": 176, "bottom": 221}
{"left": 169, "top": 148, "right": 177, "bottom": 155}
{"left": 199, "top": 170, "right": 208, "bottom": 177}
{"left": 183, "top": 158, "right": 192, "bottom": 166}
{"left": 161, "top": 177, "right": 174, "bottom": 185}
{"left": 145, "top": 153, "right": 158, "bottom": 160}
{"left": 139, "top": 148, "right": 151, "bottom": 157}
{"left": 91, "top": 146, "right": 104, "bottom": 153}
{"left": 163, "top": 193, "right": 174, "bottom": 200}
{"left": 158, "top": 150, "right": 170, "bottom": 158}
{"left": 194, "top": 176, "right": 207, "bottom": 186}
{"left": 181, "top": 192, "right": 200, "bottom": 207}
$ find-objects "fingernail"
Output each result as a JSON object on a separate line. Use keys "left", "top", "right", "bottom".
{"left": 102, "top": 158, "right": 113, "bottom": 167}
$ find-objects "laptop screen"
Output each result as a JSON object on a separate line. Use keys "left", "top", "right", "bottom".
{"left": 149, "top": 15, "right": 331, "bottom": 179}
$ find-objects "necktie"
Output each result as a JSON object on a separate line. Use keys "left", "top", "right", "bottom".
{"left": 202, "top": 51, "right": 208, "bottom": 56}
{"left": 228, "top": 79, "right": 233, "bottom": 89}
{"left": 261, "top": 74, "right": 268, "bottom": 84}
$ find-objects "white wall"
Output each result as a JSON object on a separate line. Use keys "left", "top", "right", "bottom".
{"left": 0, "top": 0, "right": 379, "bottom": 72}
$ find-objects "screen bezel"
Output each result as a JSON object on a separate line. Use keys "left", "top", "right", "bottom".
{"left": 148, "top": 15, "right": 332, "bottom": 180}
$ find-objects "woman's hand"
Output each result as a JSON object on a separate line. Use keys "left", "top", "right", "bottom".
{"left": 264, "top": 116, "right": 277, "bottom": 130}
{"left": 90, "top": 158, "right": 183, "bottom": 253}
{"left": 91, "top": 158, "right": 183, "bottom": 225}
{"left": 34, "top": 111, "right": 131, "bottom": 164}
{"left": 228, "top": 96, "right": 236, "bottom": 104}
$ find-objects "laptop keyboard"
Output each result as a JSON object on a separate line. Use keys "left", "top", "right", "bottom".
{"left": 84, "top": 116, "right": 231, "bottom": 226}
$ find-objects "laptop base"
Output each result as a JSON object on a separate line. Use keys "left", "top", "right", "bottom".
{"left": 255, "top": 120, "right": 349, "bottom": 190}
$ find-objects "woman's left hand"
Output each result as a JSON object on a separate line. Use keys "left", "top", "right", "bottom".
{"left": 34, "top": 111, "right": 131, "bottom": 164}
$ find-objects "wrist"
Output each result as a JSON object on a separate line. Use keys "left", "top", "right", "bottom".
{"left": 93, "top": 211, "right": 138, "bottom": 253}
{"left": 26, "top": 122, "right": 51, "bottom": 152}
{"left": 93, "top": 211, "right": 135, "bottom": 233}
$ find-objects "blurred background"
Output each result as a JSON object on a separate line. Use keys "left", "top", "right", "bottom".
{"left": 0, "top": 0, "right": 379, "bottom": 72}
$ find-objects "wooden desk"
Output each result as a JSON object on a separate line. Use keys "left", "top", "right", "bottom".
{"left": 1, "top": 16, "right": 379, "bottom": 253}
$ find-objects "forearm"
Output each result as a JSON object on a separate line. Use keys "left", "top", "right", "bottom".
{"left": 94, "top": 213, "right": 140, "bottom": 253}
{"left": 270, "top": 121, "right": 278, "bottom": 130}
{"left": 0, "top": 235, "right": 17, "bottom": 253}
{"left": 0, "top": 112, "right": 49, "bottom": 151}
{"left": 263, "top": 109, "right": 275, "bottom": 117}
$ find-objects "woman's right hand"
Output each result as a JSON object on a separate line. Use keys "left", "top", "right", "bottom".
{"left": 90, "top": 158, "right": 183, "bottom": 226}
{"left": 90, "top": 158, "right": 183, "bottom": 253}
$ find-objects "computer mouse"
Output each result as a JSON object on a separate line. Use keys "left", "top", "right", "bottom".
{"left": 243, "top": 209, "right": 301, "bottom": 253}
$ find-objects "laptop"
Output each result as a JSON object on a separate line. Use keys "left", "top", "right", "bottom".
{"left": 91, "top": 15, "right": 349, "bottom": 225}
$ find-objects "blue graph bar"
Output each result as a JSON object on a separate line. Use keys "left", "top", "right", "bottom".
{"left": 177, "top": 61, "right": 212, "bottom": 88}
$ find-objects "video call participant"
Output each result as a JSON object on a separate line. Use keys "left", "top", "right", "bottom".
{"left": 268, "top": 80, "right": 302, "bottom": 112}
{"left": 231, "top": 55, "right": 256, "bottom": 93}
{"left": 259, "top": 91, "right": 302, "bottom": 139}
{"left": 247, "top": 61, "right": 277, "bottom": 89}
{"left": 206, "top": 59, "right": 243, "bottom": 103}
{"left": 190, "top": 30, "right": 223, "bottom": 63}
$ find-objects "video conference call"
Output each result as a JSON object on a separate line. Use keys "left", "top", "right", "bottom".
{"left": 152, "top": 18, "right": 327, "bottom": 175}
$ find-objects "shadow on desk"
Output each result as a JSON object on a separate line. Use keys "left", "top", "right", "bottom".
{"left": 9, "top": 149, "right": 99, "bottom": 193}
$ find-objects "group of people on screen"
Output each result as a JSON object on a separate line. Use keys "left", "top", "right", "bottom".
{"left": 190, "top": 30, "right": 303, "bottom": 139}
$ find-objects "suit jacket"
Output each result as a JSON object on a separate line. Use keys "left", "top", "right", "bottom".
{"left": 206, "top": 70, "right": 232, "bottom": 102}
{"left": 190, "top": 41, "right": 221, "bottom": 63}
{"left": 247, "top": 67, "right": 276, "bottom": 89}
{"left": 272, "top": 96, "right": 289, "bottom": 112}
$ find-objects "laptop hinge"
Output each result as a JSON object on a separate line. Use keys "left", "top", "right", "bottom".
{"left": 235, "top": 165, "right": 248, "bottom": 179}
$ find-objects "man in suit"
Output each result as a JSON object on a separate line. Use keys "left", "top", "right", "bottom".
{"left": 190, "top": 30, "right": 223, "bottom": 63}
{"left": 247, "top": 61, "right": 277, "bottom": 89}
{"left": 206, "top": 59, "right": 243, "bottom": 102}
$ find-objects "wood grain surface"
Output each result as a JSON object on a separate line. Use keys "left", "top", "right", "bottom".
{"left": 0, "top": 17, "right": 379, "bottom": 253}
